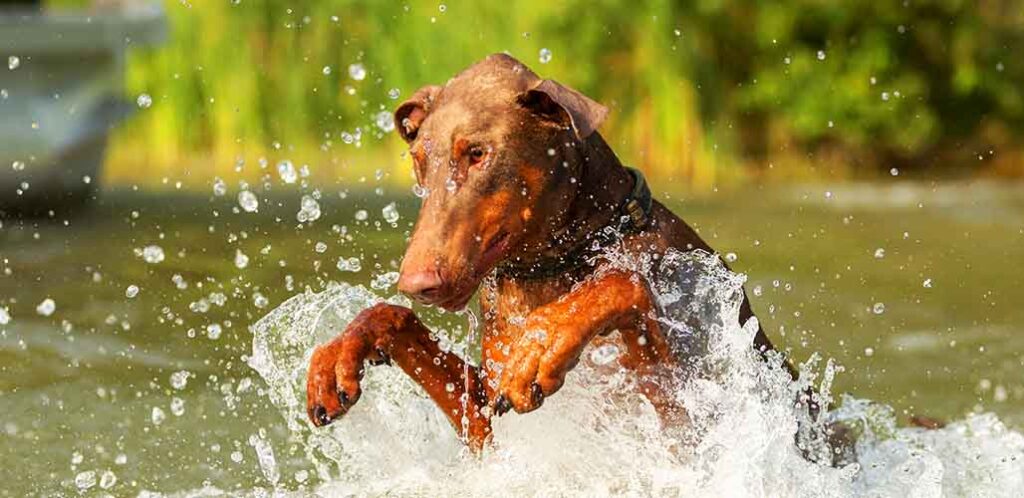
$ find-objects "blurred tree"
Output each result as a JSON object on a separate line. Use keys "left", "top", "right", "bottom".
{"left": 46, "top": 0, "right": 1024, "bottom": 186}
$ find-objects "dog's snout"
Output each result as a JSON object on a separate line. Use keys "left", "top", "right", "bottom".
{"left": 398, "top": 268, "right": 444, "bottom": 302}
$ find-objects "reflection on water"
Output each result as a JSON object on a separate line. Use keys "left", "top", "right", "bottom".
{"left": 1, "top": 182, "right": 1022, "bottom": 496}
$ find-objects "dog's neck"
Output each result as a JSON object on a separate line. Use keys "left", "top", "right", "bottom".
{"left": 562, "top": 133, "right": 635, "bottom": 241}
{"left": 511, "top": 133, "right": 636, "bottom": 271}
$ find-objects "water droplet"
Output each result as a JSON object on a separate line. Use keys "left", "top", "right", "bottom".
{"left": 873, "top": 248, "right": 885, "bottom": 259}
{"left": 445, "top": 178, "right": 457, "bottom": 192}
{"left": 170, "top": 397, "right": 186, "bottom": 416}
{"left": 11, "top": 160, "right": 25, "bottom": 171}
{"left": 375, "top": 111, "right": 395, "bottom": 132}
{"left": 8, "top": 55, "right": 20, "bottom": 70}
{"left": 277, "top": 160, "right": 297, "bottom": 184}
{"left": 322, "top": 65, "right": 332, "bottom": 75}
{"left": 336, "top": 257, "right": 362, "bottom": 272}
{"left": 872, "top": 302, "right": 885, "bottom": 315}
{"left": 412, "top": 184, "right": 429, "bottom": 198}
{"left": 881, "top": 92, "right": 890, "bottom": 101}
{"left": 75, "top": 470, "right": 96, "bottom": 490}
{"left": 0, "top": 307, "right": 9, "bottom": 325}
{"left": 238, "top": 190, "right": 259, "bottom": 212}
{"left": 234, "top": 250, "right": 250, "bottom": 269}
{"left": 141, "top": 245, "right": 165, "bottom": 264}
{"left": 125, "top": 285, "right": 140, "bottom": 298}
{"left": 252, "top": 292, "right": 269, "bottom": 308}
{"left": 388, "top": 88, "right": 400, "bottom": 99}
{"left": 297, "top": 195, "right": 321, "bottom": 222}
{"left": 370, "top": 271, "right": 400, "bottom": 290}
{"left": 151, "top": 406, "right": 166, "bottom": 425}
{"left": 538, "top": 48, "right": 552, "bottom": 64}
{"left": 382, "top": 202, "right": 400, "bottom": 224}
{"left": 724, "top": 252, "right": 738, "bottom": 263}
{"left": 36, "top": 298, "right": 56, "bottom": 316}
{"left": 314, "top": 242, "right": 328, "bottom": 253}
{"left": 589, "top": 343, "right": 620, "bottom": 365}
{"left": 922, "top": 278, "right": 933, "bottom": 288}
{"left": 249, "top": 434, "right": 279, "bottom": 484}
{"left": 864, "top": 347, "right": 875, "bottom": 357}
{"left": 212, "top": 177, "right": 227, "bottom": 196}
{"left": 136, "top": 93, "right": 152, "bottom": 108}
{"left": 207, "top": 323, "right": 223, "bottom": 340}
{"left": 348, "top": 63, "right": 366, "bottom": 81}
{"left": 170, "top": 370, "right": 191, "bottom": 390}
{"left": 890, "top": 167, "right": 899, "bottom": 176}
{"left": 98, "top": 470, "right": 117, "bottom": 489}
{"left": 354, "top": 209, "right": 368, "bottom": 221}
{"left": 817, "top": 50, "right": 826, "bottom": 61}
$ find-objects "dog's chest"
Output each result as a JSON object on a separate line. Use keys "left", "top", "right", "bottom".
{"left": 476, "top": 276, "right": 573, "bottom": 383}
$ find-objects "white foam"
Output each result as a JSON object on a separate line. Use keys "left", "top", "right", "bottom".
{"left": 245, "top": 250, "right": 1024, "bottom": 497}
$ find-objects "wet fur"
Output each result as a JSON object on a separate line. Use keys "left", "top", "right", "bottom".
{"left": 306, "top": 54, "right": 781, "bottom": 451}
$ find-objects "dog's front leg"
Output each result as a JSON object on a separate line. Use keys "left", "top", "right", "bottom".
{"left": 306, "top": 302, "right": 491, "bottom": 450}
{"left": 492, "top": 270, "right": 664, "bottom": 415}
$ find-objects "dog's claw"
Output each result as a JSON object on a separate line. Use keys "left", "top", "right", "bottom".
{"left": 368, "top": 348, "right": 392, "bottom": 366}
{"left": 312, "top": 405, "right": 331, "bottom": 427}
{"left": 493, "top": 395, "right": 512, "bottom": 416}
{"left": 530, "top": 383, "right": 545, "bottom": 407}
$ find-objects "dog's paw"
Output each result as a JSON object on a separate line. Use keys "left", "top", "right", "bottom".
{"left": 492, "top": 328, "right": 566, "bottom": 415}
{"left": 303, "top": 321, "right": 395, "bottom": 426}
{"left": 305, "top": 340, "right": 367, "bottom": 427}
{"left": 303, "top": 303, "right": 415, "bottom": 427}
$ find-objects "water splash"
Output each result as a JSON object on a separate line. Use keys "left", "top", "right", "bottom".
{"left": 248, "top": 250, "right": 1024, "bottom": 497}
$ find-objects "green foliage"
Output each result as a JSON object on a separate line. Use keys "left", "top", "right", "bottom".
{"left": 48, "top": 0, "right": 1024, "bottom": 186}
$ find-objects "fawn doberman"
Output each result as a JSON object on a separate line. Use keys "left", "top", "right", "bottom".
{"left": 305, "top": 53, "right": 784, "bottom": 451}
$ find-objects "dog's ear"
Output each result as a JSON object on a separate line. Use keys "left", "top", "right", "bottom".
{"left": 517, "top": 79, "right": 608, "bottom": 140}
{"left": 394, "top": 85, "right": 442, "bottom": 143}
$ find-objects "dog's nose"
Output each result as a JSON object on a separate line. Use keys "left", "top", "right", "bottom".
{"left": 397, "top": 269, "right": 444, "bottom": 303}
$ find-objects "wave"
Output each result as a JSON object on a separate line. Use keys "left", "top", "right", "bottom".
{"left": 247, "top": 250, "right": 1024, "bottom": 497}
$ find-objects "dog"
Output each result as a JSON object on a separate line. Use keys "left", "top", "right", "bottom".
{"left": 305, "top": 53, "right": 786, "bottom": 451}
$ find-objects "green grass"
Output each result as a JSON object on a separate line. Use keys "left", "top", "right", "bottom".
{"left": 42, "top": 0, "right": 1024, "bottom": 189}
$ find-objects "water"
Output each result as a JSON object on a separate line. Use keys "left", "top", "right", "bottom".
{"left": 248, "top": 250, "right": 1024, "bottom": 496}
{"left": 1, "top": 182, "right": 1023, "bottom": 496}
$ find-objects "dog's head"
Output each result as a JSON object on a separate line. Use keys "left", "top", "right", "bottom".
{"left": 394, "top": 53, "right": 608, "bottom": 310}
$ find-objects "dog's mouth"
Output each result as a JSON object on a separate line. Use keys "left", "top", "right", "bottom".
{"left": 435, "top": 231, "right": 511, "bottom": 311}
{"left": 479, "top": 231, "right": 511, "bottom": 274}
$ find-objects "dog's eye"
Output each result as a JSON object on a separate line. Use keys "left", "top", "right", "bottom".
{"left": 468, "top": 146, "right": 486, "bottom": 165}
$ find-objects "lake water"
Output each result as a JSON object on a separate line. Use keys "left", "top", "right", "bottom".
{"left": 1, "top": 181, "right": 1022, "bottom": 496}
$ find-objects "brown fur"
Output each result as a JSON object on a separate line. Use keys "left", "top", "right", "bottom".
{"left": 306, "top": 54, "right": 779, "bottom": 450}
